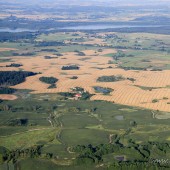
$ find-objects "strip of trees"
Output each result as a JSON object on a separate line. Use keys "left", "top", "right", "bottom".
{"left": 61, "top": 65, "right": 79, "bottom": 70}
{"left": 6, "top": 63, "right": 23, "bottom": 67}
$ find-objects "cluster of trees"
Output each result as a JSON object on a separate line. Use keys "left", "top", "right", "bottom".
{"left": 7, "top": 118, "right": 28, "bottom": 126}
{"left": 108, "top": 162, "right": 165, "bottom": 169}
{"left": 6, "top": 63, "right": 23, "bottom": 67}
{"left": 112, "top": 45, "right": 129, "bottom": 49}
{"left": 44, "top": 56, "right": 53, "bottom": 59}
{"left": 112, "top": 50, "right": 134, "bottom": 61}
{"left": 97, "top": 75, "right": 125, "bottom": 82}
{"left": 127, "top": 77, "right": 136, "bottom": 82}
{"left": 12, "top": 52, "right": 35, "bottom": 56}
{"left": 93, "top": 86, "right": 113, "bottom": 95}
{"left": 70, "top": 76, "right": 78, "bottom": 79}
{"left": 35, "top": 41, "right": 65, "bottom": 47}
{"left": 61, "top": 65, "right": 80, "bottom": 70}
{"left": 39, "top": 77, "right": 58, "bottom": 84}
{"left": 72, "top": 87, "right": 84, "bottom": 92}
{"left": 0, "top": 87, "right": 16, "bottom": 94}
{"left": 39, "top": 76, "right": 58, "bottom": 89}
{"left": 119, "top": 66, "right": 147, "bottom": 71}
{"left": 59, "top": 87, "right": 93, "bottom": 100}
{"left": 0, "top": 71, "right": 37, "bottom": 86}
{"left": 73, "top": 144, "right": 119, "bottom": 165}
{"left": 55, "top": 53, "right": 63, "bottom": 56}
{"left": 74, "top": 50, "right": 86, "bottom": 56}
{"left": 0, "top": 32, "right": 37, "bottom": 42}
{"left": 0, "top": 98, "right": 60, "bottom": 113}
{"left": 44, "top": 56, "right": 58, "bottom": 59}
{"left": 72, "top": 87, "right": 94, "bottom": 100}
{"left": 112, "top": 50, "right": 125, "bottom": 60}
{"left": 151, "top": 68, "right": 163, "bottom": 71}
{"left": 80, "top": 92, "right": 94, "bottom": 100}
{"left": 41, "top": 49, "right": 58, "bottom": 52}
{"left": 73, "top": 140, "right": 170, "bottom": 169}
{"left": 152, "top": 99, "right": 159, "bottom": 103}
{"left": 58, "top": 92, "right": 75, "bottom": 98}
{"left": 0, "top": 145, "right": 53, "bottom": 164}
{"left": 0, "top": 104, "right": 11, "bottom": 111}
{"left": 0, "top": 103, "right": 56, "bottom": 113}
{"left": 48, "top": 84, "right": 56, "bottom": 89}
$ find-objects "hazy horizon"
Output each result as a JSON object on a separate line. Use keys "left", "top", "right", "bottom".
{"left": 1, "top": 0, "right": 170, "bottom": 6}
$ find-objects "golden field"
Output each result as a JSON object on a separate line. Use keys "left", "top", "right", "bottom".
{"left": 1, "top": 46, "right": 170, "bottom": 112}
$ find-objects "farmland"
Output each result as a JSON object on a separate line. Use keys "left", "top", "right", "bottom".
{"left": 0, "top": 0, "right": 170, "bottom": 169}
{"left": 0, "top": 32, "right": 170, "bottom": 112}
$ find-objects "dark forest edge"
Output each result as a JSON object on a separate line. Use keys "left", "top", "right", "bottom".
{"left": 0, "top": 71, "right": 38, "bottom": 86}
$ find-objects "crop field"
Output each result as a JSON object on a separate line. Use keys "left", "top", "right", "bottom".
{"left": 0, "top": 94, "right": 18, "bottom": 100}
{"left": 0, "top": 32, "right": 170, "bottom": 112}
{"left": 0, "top": 1, "right": 170, "bottom": 169}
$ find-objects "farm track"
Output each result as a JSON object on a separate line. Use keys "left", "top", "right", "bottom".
{"left": 109, "top": 134, "right": 114, "bottom": 144}
{"left": 67, "top": 147, "right": 75, "bottom": 154}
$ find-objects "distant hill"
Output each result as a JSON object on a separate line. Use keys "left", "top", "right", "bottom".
{"left": 133, "top": 16, "right": 170, "bottom": 23}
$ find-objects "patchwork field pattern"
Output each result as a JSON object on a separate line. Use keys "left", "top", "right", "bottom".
{"left": 0, "top": 32, "right": 170, "bottom": 112}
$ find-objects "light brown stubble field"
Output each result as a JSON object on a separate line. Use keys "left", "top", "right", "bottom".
{"left": 1, "top": 46, "right": 170, "bottom": 112}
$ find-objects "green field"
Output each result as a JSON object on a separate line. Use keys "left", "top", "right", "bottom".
{"left": 0, "top": 95, "right": 170, "bottom": 169}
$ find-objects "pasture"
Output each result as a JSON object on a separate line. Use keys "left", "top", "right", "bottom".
{"left": 0, "top": 98, "right": 170, "bottom": 168}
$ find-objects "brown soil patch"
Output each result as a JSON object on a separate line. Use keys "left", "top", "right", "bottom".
{"left": 0, "top": 94, "right": 18, "bottom": 100}
{"left": 0, "top": 48, "right": 18, "bottom": 52}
